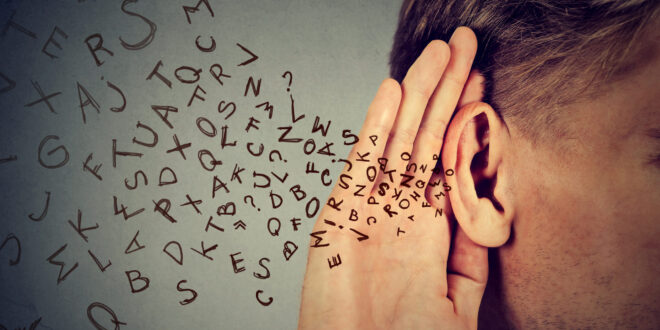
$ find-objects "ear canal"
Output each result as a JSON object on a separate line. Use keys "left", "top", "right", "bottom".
{"left": 468, "top": 113, "right": 491, "bottom": 185}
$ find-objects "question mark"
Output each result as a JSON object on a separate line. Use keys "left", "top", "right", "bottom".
{"left": 282, "top": 71, "right": 293, "bottom": 92}
{"left": 244, "top": 195, "right": 260, "bottom": 212}
{"left": 269, "top": 150, "right": 286, "bottom": 163}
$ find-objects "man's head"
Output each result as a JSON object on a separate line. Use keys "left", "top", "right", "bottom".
{"left": 390, "top": 0, "right": 660, "bottom": 328}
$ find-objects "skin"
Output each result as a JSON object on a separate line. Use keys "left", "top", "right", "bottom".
{"left": 481, "top": 28, "right": 660, "bottom": 329}
{"left": 298, "top": 27, "right": 487, "bottom": 330}
{"left": 299, "top": 28, "right": 487, "bottom": 329}
{"left": 298, "top": 24, "right": 660, "bottom": 329}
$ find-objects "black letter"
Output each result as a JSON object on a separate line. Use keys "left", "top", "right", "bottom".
{"left": 84, "top": 33, "right": 114, "bottom": 66}
{"left": 177, "top": 280, "right": 198, "bottom": 305}
{"left": 38, "top": 135, "right": 69, "bottom": 169}
{"left": 119, "top": 0, "right": 157, "bottom": 50}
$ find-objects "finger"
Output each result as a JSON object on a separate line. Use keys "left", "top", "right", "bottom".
{"left": 372, "top": 40, "right": 450, "bottom": 193}
{"left": 447, "top": 226, "right": 488, "bottom": 325}
{"left": 424, "top": 167, "right": 452, "bottom": 212}
{"left": 338, "top": 78, "right": 400, "bottom": 194}
{"left": 456, "top": 69, "right": 485, "bottom": 109}
{"left": 408, "top": 27, "right": 478, "bottom": 187}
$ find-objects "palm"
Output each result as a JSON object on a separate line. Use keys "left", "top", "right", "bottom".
{"left": 301, "top": 169, "right": 460, "bottom": 329}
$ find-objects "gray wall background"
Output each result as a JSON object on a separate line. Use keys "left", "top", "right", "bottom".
{"left": 0, "top": 0, "right": 401, "bottom": 329}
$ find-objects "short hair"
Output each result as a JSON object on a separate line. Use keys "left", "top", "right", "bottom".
{"left": 390, "top": 0, "right": 659, "bottom": 140}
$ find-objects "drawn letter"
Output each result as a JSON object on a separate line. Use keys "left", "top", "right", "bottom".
{"left": 119, "top": 0, "right": 157, "bottom": 50}
{"left": 38, "top": 135, "right": 69, "bottom": 169}
{"left": 177, "top": 280, "right": 198, "bottom": 305}
{"left": 84, "top": 33, "right": 114, "bottom": 66}
{"left": 125, "top": 270, "right": 150, "bottom": 293}
{"left": 46, "top": 244, "right": 79, "bottom": 284}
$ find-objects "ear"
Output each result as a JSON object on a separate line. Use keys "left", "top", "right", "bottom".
{"left": 441, "top": 102, "right": 514, "bottom": 247}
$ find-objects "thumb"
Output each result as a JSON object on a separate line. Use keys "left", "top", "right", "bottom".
{"left": 447, "top": 224, "right": 489, "bottom": 327}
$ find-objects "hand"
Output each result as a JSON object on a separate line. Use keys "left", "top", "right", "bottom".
{"left": 298, "top": 27, "right": 487, "bottom": 330}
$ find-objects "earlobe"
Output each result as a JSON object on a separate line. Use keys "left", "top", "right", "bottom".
{"left": 441, "top": 102, "right": 514, "bottom": 247}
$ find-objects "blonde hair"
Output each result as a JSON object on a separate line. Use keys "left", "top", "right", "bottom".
{"left": 390, "top": 0, "right": 660, "bottom": 140}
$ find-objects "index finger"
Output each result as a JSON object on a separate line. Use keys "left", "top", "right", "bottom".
{"left": 334, "top": 78, "right": 401, "bottom": 196}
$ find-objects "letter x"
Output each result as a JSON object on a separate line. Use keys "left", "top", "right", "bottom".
{"left": 24, "top": 80, "right": 61, "bottom": 114}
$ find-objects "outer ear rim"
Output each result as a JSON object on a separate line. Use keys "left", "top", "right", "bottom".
{"left": 442, "top": 102, "right": 512, "bottom": 247}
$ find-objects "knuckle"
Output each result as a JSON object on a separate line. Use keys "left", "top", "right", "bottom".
{"left": 443, "top": 73, "right": 465, "bottom": 90}
{"left": 401, "top": 79, "right": 434, "bottom": 100}
{"left": 418, "top": 120, "right": 447, "bottom": 141}
{"left": 389, "top": 127, "right": 417, "bottom": 145}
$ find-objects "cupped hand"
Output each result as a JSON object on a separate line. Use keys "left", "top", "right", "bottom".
{"left": 299, "top": 27, "right": 488, "bottom": 330}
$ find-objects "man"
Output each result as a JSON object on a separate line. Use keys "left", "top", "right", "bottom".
{"left": 299, "top": 0, "right": 659, "bottom": 329}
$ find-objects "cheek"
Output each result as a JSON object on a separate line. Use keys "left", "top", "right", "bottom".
{"left": 503, "top": 169, "right": 616, "bottom": 288}
{"left": 500, "top": 141, "right": 660, "bottom": 324}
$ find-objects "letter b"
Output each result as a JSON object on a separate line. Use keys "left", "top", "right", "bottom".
{"left": 126, "top": 269, "right": 150, "bottom": 293}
